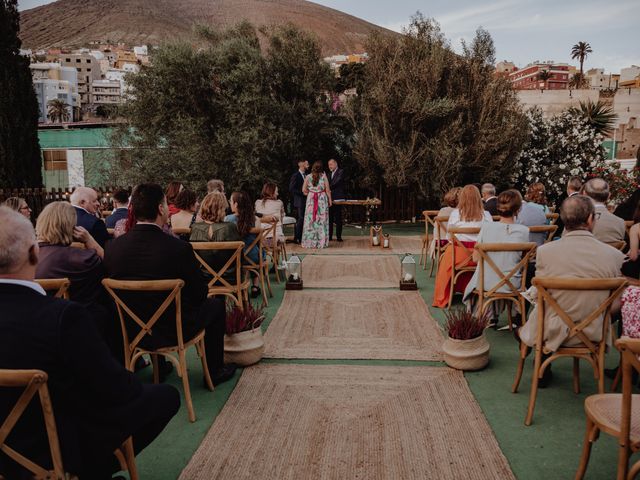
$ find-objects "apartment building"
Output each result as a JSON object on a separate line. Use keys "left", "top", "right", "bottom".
{"left": 30, "top": 62, "right": 79, "bottom": 123}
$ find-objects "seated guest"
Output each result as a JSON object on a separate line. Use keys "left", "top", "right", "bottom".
{"left": 429, "top": 187, "right": 460, "bottom": 257}
{"left": 463, "top": 190, "right": 530, "bottom": 324}
{"left": 105, "top": 189, "right": 129, "bottom": 228}
{"left": 433, "top": 185, "right": 493, "bottom": 308}
{"left": 0, "top": 206, "right": 180, "bottom": 480}
{"left": 113, "top": 187, "right": 176, "bottom": 239}
{"left": 104, "top": 184, "right": 236, "bottom": 385}
{"left": 614, "top": 187, "right": 640, "bottom": 221}
{"left": 225, "top": 191, "right": 264, "bottom": 298}
{"left": 171, "top": 189, "right": 198, "bottom": 231}
{"left": 524, "top": 182, "right": 551, "bottom": 216}
{"left": 622, "top": 201, "right": 640, "bottom": 279}
{"left": 481, "top": 183, "right": 498, "bottom": 216}
{"left": 70, "top": 186, "right": 109, "bottom": 248}
{"left": 3, "top": 196, "right": 32, "bottom": 219}
{"left": 165, "top": 181, "right": 183, "bottom": 217}
{"left": 207, "top": 179, "right": 225, "bottom": 194}
{"left": 516, "top": 197, "right": 548, "bottom": 246}
{"left": 583, "top": 177, "right": 626, "bottom": 243}
{"left": 255, "top": 182, "right": 286, "bottom": 244}
{"left": 517, "top": 196, "right": 625, "bottom": 384}
{"left": 555, "top": 176, "right": 583, "bottom": 236}
{"left": 190, "top": 192, "right": 242, "bottom": 272}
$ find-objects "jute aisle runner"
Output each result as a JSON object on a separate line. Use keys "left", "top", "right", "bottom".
{"left": 302, "top": 255, "right": 400, "bottom": 288}
{"left": 288, "top": 235, "right": 423, "bottom": 255}
{"left": 180, "top": 364, "right": 515, "bottom": 480}
{"left": 264, "top": 290, "right": 443, "bottom": 360}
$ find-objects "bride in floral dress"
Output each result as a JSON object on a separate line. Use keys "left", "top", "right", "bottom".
{"left": 301, "top": 161, "right": 332, "bottom": 249}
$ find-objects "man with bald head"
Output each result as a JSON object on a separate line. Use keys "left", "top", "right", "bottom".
{"left": 70, "top": 186, "right": 109, "bottom": 247}
{"left": 583, "top": 178, "right": 625, "bottom": 243}
{"left": 0, "top": 206, "right": 179, "bottom": 479}
{"left": 517, "top": 195, "right": 625, "bottom": 385}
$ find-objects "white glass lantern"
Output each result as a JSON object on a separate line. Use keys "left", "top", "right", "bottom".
{"left": 285, "top": 255, "right": 303, "bottom": 290}
{"left": 400, "top": 253, "right": 417, "bottom": 290}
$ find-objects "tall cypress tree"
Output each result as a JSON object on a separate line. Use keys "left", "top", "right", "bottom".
{"left": 0, "top": 0, "right": 42, "bottom": 188}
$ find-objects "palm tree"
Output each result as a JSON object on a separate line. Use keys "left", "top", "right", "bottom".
{"left": 569, "top": 72, "right": 588, "bottom": 89}
{"left": 569, "top": 99, "right": 618, "bottom": 135}
{"left": 571, "top": 41, "right": 593, "bottom": 76}
{"left": 47, "top": 99, "right": 71, "bottom": 123}
{"left": 537, "top": 69, "right": 552, "bottom": 89}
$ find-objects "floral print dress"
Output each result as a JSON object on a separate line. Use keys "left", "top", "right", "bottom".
{"left": 301, "top": 175, "right": 329, "bottom": 249}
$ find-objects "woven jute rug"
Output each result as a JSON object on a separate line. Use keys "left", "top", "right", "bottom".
{"left": 264, "top": 290, "right": 442, "bottom": 360}
{"left": 288, "top": 235, "right": 422, "bottom": 255}
{"left": 302, "top": 255, "right": 400, "bottom": 288}
{"left": 180, "top": 364, "right": 515, "bottom": 480}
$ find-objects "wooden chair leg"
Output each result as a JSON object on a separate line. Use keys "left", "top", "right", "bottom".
{"left": 259, "top": 270, "right": 268, "bottom": 307}
{"left": 575, "top": 417, "right": 596, "bottom": 480}
{"left": 198, "top": 338, "right": 214, "bottom": 392}
{"left": 618, "top": 436, "right": 631, "bottom": 480}
{"left": 178, "top": 348, "right": 196, "bottom": 423}
{"left": 573, "top": 358, "right": 581, "bottom": 394}
{"left": 525, "top": 347, "right": 543, "bottom": 426}
{"left": 151, "top": 354, "right": 160, "bottom": 385}
{"left": 428, "top": 253, "right": 435, "bottom": 277}
{"left": 264, "top": 263, "right": 273, "bottom": 297}
{"left": 612, "top": 366, "right": 622, "bottom": 392}
{"left": 512, "top": 342, "right": 527, "bottom": 393}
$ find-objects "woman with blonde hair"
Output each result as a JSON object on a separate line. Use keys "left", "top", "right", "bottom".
{"left": 433, "top": 185, "right": 493, "bottom": 308}
{"left": 35, "top": 201, "right": 105, "bottom": 305}
{"left": 3, "top": 197, "right": 32, "bottom": 219}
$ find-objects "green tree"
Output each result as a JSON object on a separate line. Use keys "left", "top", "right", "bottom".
{"left": 571, "top": 41, "right": 592, "bottom": 76}
{"left": 47, "top": 98, "right": 70, "bottom": 123}
{"left": 347, "top": 14, "right": 528, "bottom": 205}
{"left": 0, "top": 0, "right": 42, "bottom": 188}
{"left": 537, "top": 69, "right": 552, "bottom": 89}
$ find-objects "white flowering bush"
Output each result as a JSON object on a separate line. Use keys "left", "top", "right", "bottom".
{"left": 511, "top": 107, "right": 608, "bottom": 203}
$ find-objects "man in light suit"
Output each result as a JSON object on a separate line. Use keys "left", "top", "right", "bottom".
{"left": 288, "top": 159, "right": 309, "bottom": 244}
{"left": 328, "top": 158, "right": 346, "bottom": 242}
{"left": 518, "top": 195, "right": 625, "bottom": 359}
{"left": 583, "top": 178, "right": 626, "bottom": 243}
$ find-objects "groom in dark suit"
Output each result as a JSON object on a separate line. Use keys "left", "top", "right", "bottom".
{"left": 288, "top": 159, "right": 309, "bottom": 243}
{"left": 328, "top": 159, "right": 346, "bottom": 242}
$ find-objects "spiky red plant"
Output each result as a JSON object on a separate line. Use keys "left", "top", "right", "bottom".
{"left": 444, "top": 308, "right": 489, "bottom": 340}
{"left": 226, "top": 303, "right": 265, "bottom": 334}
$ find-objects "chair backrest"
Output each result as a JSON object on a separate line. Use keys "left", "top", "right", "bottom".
{"left": 101, "top": 279, "right": 185, "bottom": 358}
{"left": 0, "top": 369, "right": 65, "bottom": 479}
{"left": 546, "top": 212, "right": 560, "bottom": 225}
{"left": 475, "top": 242, "right": 537, "bottom": 297}
{"left": 606, "top": 240, "right": 627, "bottom": 251}
{"left": 35, "top": 278, "right": 71, "bottom": 299}
{"left": 492, "top": 215, "right": 501, "bottom": 222}
{"left": 616, "top": 337, "right": 640, "bottom": 471}
{"left": 422, "top": 210, "right": 439, "bottom": 237}
{"left": 433, "top": 215, "right": 450, "bottom": 241}
{"left": 447, "top": 227, "right": 481, "bottom": 268}
{"left": 260, "top": 221, "right": 278, "bottom": 253}
{"left": 532, "top": 277, "right": 627, "bottom": 354}
{"left": 243, "top": 227, "right": 265, "bottom": 268}
{"left": 528, "top": 225, "right": 558, "bottom": 244}
{"left": 191, "top": 241, "right": 245, "bottom": 291}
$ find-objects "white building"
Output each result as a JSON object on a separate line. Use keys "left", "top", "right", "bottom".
{"left": 585, "top": 68, "right": 619, "bottom": 90}
{"left": 91, "top": 79, "right": 121, "bottom": 105}
{"left": 30, "top": 63, "right": 79, "bottom": 123}
{"left": 620, "top": 66, "right": 640, "bottom": 83}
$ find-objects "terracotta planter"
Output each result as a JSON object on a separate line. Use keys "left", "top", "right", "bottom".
{"left": 224, "top": 328, "right": 264, "bottom": 367}
{"left": 442, "top": 332, "right": 490, "bottom": 371}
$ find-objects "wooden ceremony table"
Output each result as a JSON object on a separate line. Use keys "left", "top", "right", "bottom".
{"left": 333, "top": 199, "right": 383, "bottom": 231}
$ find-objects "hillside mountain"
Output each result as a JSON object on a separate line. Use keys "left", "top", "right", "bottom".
{"left": 20, "top": 0, "right": 392, "bottom": 55}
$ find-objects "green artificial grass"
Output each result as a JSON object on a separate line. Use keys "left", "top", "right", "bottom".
{"left": 135, "top": 228, "right": 630, "bottom": 479}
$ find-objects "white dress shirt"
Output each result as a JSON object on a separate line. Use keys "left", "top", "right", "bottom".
{"left": 0, "top": 278, "right": 46, "bottom": 295}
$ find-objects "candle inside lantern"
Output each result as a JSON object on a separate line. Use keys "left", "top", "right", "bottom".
{"left": 373, "top": 236, "right": 380, "bottom": 246}
{"left": 383, "top": 238, "right": 390, "bottom": 248}
{"left": 403, "top": 272, "right": 414, "bottom": 282}
{"left": 292, "top": 272, "right": 299, "bottom": 281}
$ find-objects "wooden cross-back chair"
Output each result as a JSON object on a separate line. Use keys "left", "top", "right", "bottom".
{"left": 430, "top": 215, "right": 450, "bottom": 277}
{"left": 35, "top": 278, "right": 71, "bottom": 300}
{"left": 607, "top": 240, "right": 627, "bottom": 252}
{"left": 101, "top": 278, "right": 213, "bottom": 423}
{"left": 191, "top": 241, "right": 250, "bottom": 309}
{"left": 528, "top": 225, "right": 558, "bottom": 244}
{"left": 0, "top": 369, "right": 138, "bottom": 480}
{"left": 446, "top": 226, "right": 481, "bottom": 309}
{"left": 576, "top": 337, "right": 640, "bottom": 480}
{"left": 243, "top": 227, "right": 273, "bottom": 307}
{"left": 473, "top": 242, "right": 537, "bottom": 330}
{"left": 260, "top": 221, "right": 283, "bottom": 283}
{"left": 420, "top": 210, "right": 439, "bottom": 271}
{"left": 492, "top": 215, "right": 501, "bottom": 222}
{"left": 546, "top": 212, "right": 560, "bottom": 225}
{"left": 512, "top": 277, "right": 628, "bottom": 426}
{"left": 625, "top": 220, "right": 635, "bottom": 237}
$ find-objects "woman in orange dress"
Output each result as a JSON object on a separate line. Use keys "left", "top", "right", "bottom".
{"left": 433, "top": 184, "right": 493, "bottom": 308}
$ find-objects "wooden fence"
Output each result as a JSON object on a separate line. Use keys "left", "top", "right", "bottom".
{"left": 0, "top": 185, "right": 420, "bottom": 222}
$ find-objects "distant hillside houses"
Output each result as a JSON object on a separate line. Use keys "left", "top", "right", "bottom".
{"left": 323, "top": 53, "right": 368, "bottom": 72}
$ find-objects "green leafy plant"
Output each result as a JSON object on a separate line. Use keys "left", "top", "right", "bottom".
{"left": 444, "top": 308, "right": 489, "bottom": 340}
{"left": 569, "top": 100, "right": 618, "bottom": 136}
{"left": 226, "top": 302, "right": 265, "bottom": 334}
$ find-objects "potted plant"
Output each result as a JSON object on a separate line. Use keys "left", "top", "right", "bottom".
{"left": 224, "top": 303, "right": 265, "bottom": 366}
{"left": 441, "top": 308, "right": 490, "bottom": 371}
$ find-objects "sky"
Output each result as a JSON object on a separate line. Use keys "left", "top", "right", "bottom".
{"left": 17, "top": 0, "right": 640, "bottom": 73}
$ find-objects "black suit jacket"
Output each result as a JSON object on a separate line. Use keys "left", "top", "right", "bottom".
{"left": 0, "top": 283, "right": 143, "bottom": 473}
{"left": 103, "top": 224, "right": 208, "bottom": 345}
{"left": 483, "top": 197, "right": 498, "bottom": 216}
{"left": 74, "top": 206, "right": 109, "bottom": 247}
{"left": 329, "top": 168, "right": 346, "bottom": 200}
{"left": 288, "top": 171, "right": 306, "bottom": 210}
{"left": 105, "top": 207, "right": 128, "bottom": 229}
